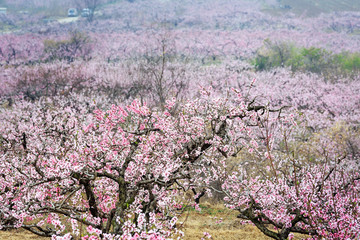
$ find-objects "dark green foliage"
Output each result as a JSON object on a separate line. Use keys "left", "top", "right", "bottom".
{"left": 336, "top": 52, "right": 360, "bottom": 72}
{"left": 298, "top": 47, "right": 331, "bottom": 73}
{"left": 253, "top": 39, "right": 295, "bottom": 71}
{"left": 253, "top": 40, "right": 360, "bottom": 80}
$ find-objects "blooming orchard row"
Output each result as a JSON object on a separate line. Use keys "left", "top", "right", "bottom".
{"left": 2, "top": 57, "right": 359, "bottom": 128}
{"left": 1, "top": 28, "right": 360, "bottom": 66}
{"left": 1, "top": 83, "right": 359, "bottom": 239}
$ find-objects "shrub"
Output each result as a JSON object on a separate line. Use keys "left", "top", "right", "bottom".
{"left": 253, "top": 40, "right": 296, "bottom": 71}
{"left": 43, "top": 31, "right": 93, "bottom": 63}
{"left": 299, "top": 47, "right": 331, "bottom": 73}
{"left": 335, "top": 52, "right": 360, "bottom": 76}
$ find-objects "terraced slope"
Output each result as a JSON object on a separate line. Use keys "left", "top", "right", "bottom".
{"left": 272, "top": 0, "right": 360, "bottom": 16}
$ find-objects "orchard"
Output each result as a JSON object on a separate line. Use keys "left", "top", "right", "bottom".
{"left": 0, "top": 0, "right": 360, "bottom": 239}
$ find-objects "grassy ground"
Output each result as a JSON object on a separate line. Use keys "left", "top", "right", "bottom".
{"left": 179, "top": 203, "right": 272, "bottom": 239}
{"left": 0, "top": 229, "right": 41, "bottom": 239}
{"left": 179, "top": 203, "right": 310, "bottom": 240}
{"left": 0, "top": 204, "right": 309, "bottom": 239}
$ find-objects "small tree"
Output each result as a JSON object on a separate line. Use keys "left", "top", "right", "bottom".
{"left": 222, "top": 110, "right": 360, "bottom": 240}
{"left": 43, "top": 31, "right": 93, "bottom": 63}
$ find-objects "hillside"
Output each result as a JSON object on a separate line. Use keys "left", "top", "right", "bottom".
{"left": 276, "top": 0, "right": 360, "bottom": 15}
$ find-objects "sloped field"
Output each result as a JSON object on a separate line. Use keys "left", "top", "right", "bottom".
{"left": 275, "top": 0, "right": 360, "bottom": 15}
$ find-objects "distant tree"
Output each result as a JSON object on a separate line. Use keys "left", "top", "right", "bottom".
{"left": 73, "top": 0, "right": 102, "bottom": 22}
